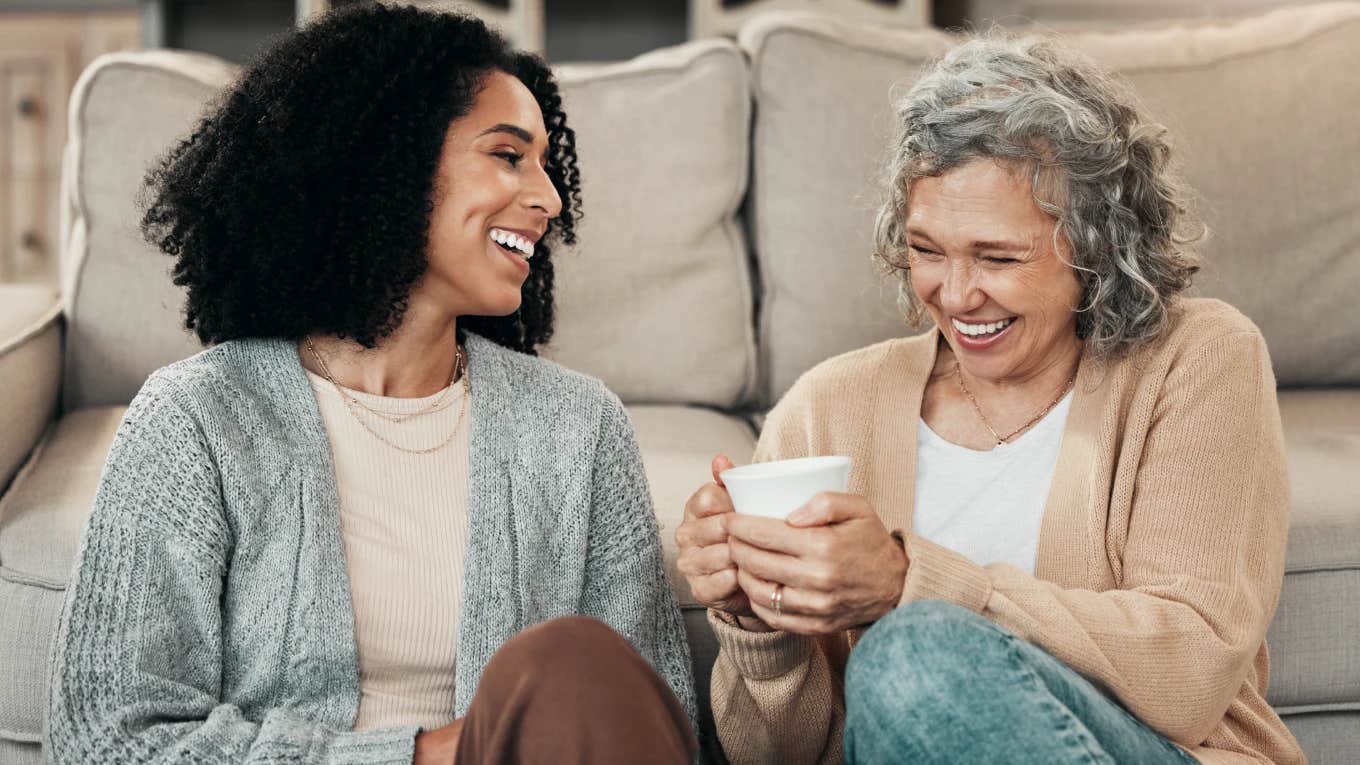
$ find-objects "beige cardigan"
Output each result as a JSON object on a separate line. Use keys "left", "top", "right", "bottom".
{"left": 709, "top": 298, "right": 1305, "bottom": 765}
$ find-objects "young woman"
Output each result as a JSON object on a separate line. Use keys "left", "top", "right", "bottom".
{"left": 47, "top": 7, "right": 696, "bottom": 763}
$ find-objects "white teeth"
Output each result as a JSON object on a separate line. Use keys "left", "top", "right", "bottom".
{"left": 489, "top": 228, "right": 535, "bottom": 259}
{"left": 952, "top": 317, "right": 1014, "bottom": 337}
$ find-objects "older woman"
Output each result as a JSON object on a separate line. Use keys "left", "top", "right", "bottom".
{"left": 677, "top": 36, "right": 1304, "bottom": 764}
{"left": 46, "top": 7, "right": 696, "bottom": 764}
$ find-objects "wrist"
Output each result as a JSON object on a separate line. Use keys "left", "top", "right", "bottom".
{"left": 736, "top": 614, "right": 776, "bottom": 633}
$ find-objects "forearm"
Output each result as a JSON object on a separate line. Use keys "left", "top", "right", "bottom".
{"left": 708, "top": 611, "right": 845, "bottom": 765}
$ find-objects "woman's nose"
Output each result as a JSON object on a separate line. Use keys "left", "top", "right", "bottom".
{"left": 939, "top": 258, "right": 982, "bottom": 313}
{"left": 525, "top": 163, "right": 562, "bottom": 219}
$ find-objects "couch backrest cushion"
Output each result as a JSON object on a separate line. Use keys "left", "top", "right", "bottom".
{"left": 62, "top": 51, "right": 231, "bottom": 410}
{"left": 743, "top": 3, "right": 1360, "bottom": 402}
{"left": 548, "top": 41, "right": 757, "bottom": 407}
{"left": 63, "top": 41, "right": 757, "bottom": 410}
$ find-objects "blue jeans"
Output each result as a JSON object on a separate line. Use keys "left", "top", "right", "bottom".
{"left": 844, "top": 601, "right": 1198, "bottom": 764}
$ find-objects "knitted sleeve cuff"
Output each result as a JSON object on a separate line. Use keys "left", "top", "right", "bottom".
{"left": 320, "top": 724, "right": 419, "bottom": 764}
{"left": 708, "top": 609, "right": 815, "bottom": 681}
{"left": 900, "top": 535, "right": 993, "bottom": 614}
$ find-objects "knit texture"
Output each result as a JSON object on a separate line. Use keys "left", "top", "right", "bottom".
{"left": 709, "top": 298, "right": 1303, "bottom": 765}
{"left": 45, "top": 333, "right": 696, "bottom": 763}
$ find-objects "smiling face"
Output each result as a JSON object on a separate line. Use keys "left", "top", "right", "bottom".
{"left": 420, "top": 70, "right": 562, "bottom": 319}
{"left": 906, "top": 158, "right": 1084, "bottom": 385}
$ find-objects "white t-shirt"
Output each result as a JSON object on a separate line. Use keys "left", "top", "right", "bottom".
{"left": 912, "top": 392, "right": 1073, "bottom": 574}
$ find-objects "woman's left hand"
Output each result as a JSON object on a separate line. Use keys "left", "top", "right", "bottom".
{"left": 726, "top": 493, "right": 909, "bottom": 636}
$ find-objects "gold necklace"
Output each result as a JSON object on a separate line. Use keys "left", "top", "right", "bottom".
{"left": 306, "top": 338, "right": 459, "bottom": 423}
{"left": 306, "top": 339, "right": 470, "bottom": 455}
{"left": 954, "top": 364, "right": 1075, "bottom": 447}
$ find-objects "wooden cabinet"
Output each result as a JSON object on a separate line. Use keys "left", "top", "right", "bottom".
{"left": 0, "top": 12, "right": 138, "bottom": 286}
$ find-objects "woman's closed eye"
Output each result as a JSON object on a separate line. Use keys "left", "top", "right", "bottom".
{"left": 982, "top": 255, "right": 1018, "bottom": 264}
{"left": 493, "top": 151, "right": 523, "bottom": 167}
{"left": 908, "top": 245, "right": 943, "bottom": 259}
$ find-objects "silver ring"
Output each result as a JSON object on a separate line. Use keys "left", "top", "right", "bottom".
{"left": 771, "top": 584, "right": 784, "bottom": 616}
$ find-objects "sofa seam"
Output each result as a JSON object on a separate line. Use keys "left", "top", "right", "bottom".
{"left": 0, "top": 564, "right": 66, "bottom": 591}
{"left": 0, "top": 726, "right": 41, "bottom": 744}
{"left": 1283, "top": 562, "right": 1360, "bottom": 574}
{"left": 0, "top": 303, "right": 60, "bottom": 360}
{"left": 743, "top": 12, "right": 1360, "bottom": 80}
{"left": 556, "top": 40, "right": 742, "bottom": 86}
{"left": 1274, "top": 701, "right": 1360, "bottom": 715}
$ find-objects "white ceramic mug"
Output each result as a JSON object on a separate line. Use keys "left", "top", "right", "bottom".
{"left": 719, "top": 456, "right": 852, "bottom": 520}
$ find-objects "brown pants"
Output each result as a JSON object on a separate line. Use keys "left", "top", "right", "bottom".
{"left": 455, "top": 616, "right": 697, "bottom": 765}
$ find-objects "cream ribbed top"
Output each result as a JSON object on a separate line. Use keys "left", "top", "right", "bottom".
{"left": 305, "top": 368, "right": 470, "bottom": 732}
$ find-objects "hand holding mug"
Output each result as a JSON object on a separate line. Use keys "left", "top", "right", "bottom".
{"left": 726, "top": 491, "right": 908, "bottom": 636}
{"left": 675, "top": 455, "right": 756, "bottom": 619}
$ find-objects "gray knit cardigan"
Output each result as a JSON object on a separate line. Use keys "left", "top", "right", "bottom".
{"left": 45, "top": 334, "right": 696, "bottom": 764}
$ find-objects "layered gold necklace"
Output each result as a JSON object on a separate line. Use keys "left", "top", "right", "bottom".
{"left": 305, "top": 338, "right": 469, "bottom": 455}
{"left": 954, "top": 363, "right": 1075, "bottom": 448}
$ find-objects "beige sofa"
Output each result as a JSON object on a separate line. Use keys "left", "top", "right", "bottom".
{"left": 2, "top": 4, "right": 1357, "bottom": 763}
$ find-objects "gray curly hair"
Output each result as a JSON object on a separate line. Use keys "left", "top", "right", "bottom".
{"left": 874, "top": 34, "right": 1202, "bottom": 358}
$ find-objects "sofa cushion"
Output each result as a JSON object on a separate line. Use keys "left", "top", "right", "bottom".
{"left": 0, "top": 286, "right": 60, "bottom": 493}
{"left": 64, "top": 41, "right": 758, "bottom": 412}
{"left": 1265, "top": 390, "right": 1360, "bottom": 713}
{"left": 627, "top": 404, "right": 755, "bottom": 765}
{"left": 549, "top": 42, "right": 758, "bottom": 408}
{"left": 0, "top": 407, "right": 125, "bottom": 744}
{"left": 627, "top": 404, "right": 757, "bottom": 607}
{"left": 62, "top": 52, "right": 230, "bottom": 411}
{"left": 1274, "top": 711, "right": 1360, "bottom": 765}
{"left": 742, "top": 4, "right": 1360, "bottom": 403}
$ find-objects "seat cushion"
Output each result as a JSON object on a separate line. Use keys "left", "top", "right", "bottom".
{"left": 0, "top": 407, "right": 125, "bottom": 745}
{"left": 1265, "top": 390, "right": 1360, "bottom": 716}
{"left": 741, "top": 4, "right": 1360, "bottom": 404}
{"left": 627, "top": 404, "right": 755, "bottom": 765}
{"left": 65, "top": 42, "right": 758, "bottom": 412}
{"left": 0, "top": 285, "right": 60, "bottom": 493}
{"left": 627, "top": 404, "right": 758, "bottom": 607}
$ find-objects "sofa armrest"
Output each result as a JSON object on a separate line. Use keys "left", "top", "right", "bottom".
{"left": 0, "top": 285, "right": 62, "bottom": 494}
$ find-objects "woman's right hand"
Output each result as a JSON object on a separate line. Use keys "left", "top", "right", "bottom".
{"left": 414, "top": 718, "right": 464, "bottom": 764}
{"left": 676, "top": 455, "right": 764, "bottom": 624}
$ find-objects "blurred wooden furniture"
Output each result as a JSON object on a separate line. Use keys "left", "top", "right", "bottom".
{"left": 690, "top": 0, "right": 930, "bottom": 38}
{"left": 0, "top": 11, "right": 138, "bottom": 285}
{"left": 300, "top": 0, "right": 546, "bottom": 53}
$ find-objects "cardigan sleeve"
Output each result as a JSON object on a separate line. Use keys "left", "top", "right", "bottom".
{"left": 45, "top": 380, "right": 418, "bottom": 764}
{"left": 578, "top": 392, "right": 699, "bottom": 736}
{"left": 708, "top": 387, "right": 848, "bottom": 765}
{"left": 901, "top": 329, "right": 1291, "bottom": 747}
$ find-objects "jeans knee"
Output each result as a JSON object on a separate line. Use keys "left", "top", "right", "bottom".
{"left": 846, "top": 601, "right": 1009, "bottom": 717}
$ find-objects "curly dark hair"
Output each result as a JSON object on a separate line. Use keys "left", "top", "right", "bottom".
{"left": 141, "top": 4, "right": 581, "bottom": 354}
